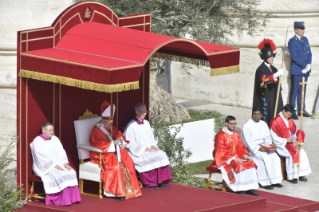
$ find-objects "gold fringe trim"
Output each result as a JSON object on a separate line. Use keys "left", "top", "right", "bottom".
{"left": 152, "top": 52, "right": 211, "bottom": 67}
{"left": 210, "top": 65, "right": 240, "bottom": 76}
{"left": 18, "top": 69, "right": 139, "bottom": 93}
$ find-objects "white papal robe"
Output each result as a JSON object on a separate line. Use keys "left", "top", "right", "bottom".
{"left": 30, "top": 135, "right": 78, "bottom": 194}
{"left": 270, "top": 113, "right": 311, "bottom": 180}
{"left": 242, "top": 118, "right": 282, "bottom": 186}
{"left": 124, "top": 119, "right": 170, "bottom": 173}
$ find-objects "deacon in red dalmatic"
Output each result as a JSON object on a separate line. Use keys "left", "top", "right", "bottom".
{"left": 270, "top": 103, "right": 311, "bottom": 184}
{"left": 213, "top": 115, "right": 259, "bottom": 196}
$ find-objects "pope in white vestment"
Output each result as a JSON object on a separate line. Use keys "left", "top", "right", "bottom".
{"left": 124, "top": 103, "right": 172, "bottom": 189}
{"left": 30, "top": 122, "right": 81, "bottom": 205}
{"left": 242, "top": 107, "right": 283, "bottom": 190}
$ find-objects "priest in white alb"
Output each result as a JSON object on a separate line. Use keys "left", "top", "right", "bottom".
{"left": 30, "top": 121, "right": 81, "bottom": 205}
{"left": 270, "top": 103, "right": 311, "bottom": 184}
{"left": 124, "top": 103, "right": 172, "bottom": 189}
{"left": 242, "top": 106, "right": 283, "bottom": 190}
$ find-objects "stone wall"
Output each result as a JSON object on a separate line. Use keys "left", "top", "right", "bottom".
{"left": 170, "top": 0, "right": 319, "bottom": 112}
{"left": 0, "top": 0, "right": 73, "bottom": 168}
{"left": 171, "top": 48, "right": 319, "bottom": 111}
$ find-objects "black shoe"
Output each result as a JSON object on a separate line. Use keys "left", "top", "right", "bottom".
{"left": 291, "top": 113, "right": 299, "bottom": 120}
{"left": 159, "top": 183, "right": 170, "bottom": 188}
{"left": 259, "top": 184, "right": 274, "bottom": 190}
{"left": 246, "top": 190, "right": 259, "bottom": 196}
{"left": 235, "top": 191, "right": 246, "bottom": 195}
{"left": 116, "top": 197, "right": 125, "bottom": 201}
{"left": 287, "top": 179, "right": 298, "bottom": 184}
{"left": 147, "top": 186, "right": 159, "bottom": 190}
{"left": 298, "top": 111, "right": 311, "bottom": 117}
{"left": 272, "top": 183, "right": 283, "bottom": 188}
{"left": 299, "top": 176, "right": 308, "bottom": 182}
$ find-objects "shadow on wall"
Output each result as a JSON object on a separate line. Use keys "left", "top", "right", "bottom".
{"left": 312, "top": 84, "right": 319, "bottom": 113}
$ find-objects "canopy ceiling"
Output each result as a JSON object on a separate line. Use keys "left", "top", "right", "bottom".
{"left": 18, "top": 2, "right": 239, "bottom": 93}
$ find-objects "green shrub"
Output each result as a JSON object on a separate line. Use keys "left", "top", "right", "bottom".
{"left": 151, "top": 109, "right": 225, "bottom": 189}
{"left": 0, "top": 137, "right": 26, "bottom": 212}
{"left": 151, "top": 121, "right": 206, "bottom": 188}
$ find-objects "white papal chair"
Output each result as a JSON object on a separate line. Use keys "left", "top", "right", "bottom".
{"left": 74, "top": 109, "right": 103, "bottom": 199}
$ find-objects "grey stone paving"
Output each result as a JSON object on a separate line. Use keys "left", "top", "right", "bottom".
{"left": 180, "top": 100, "right": 319, "bottom": 202}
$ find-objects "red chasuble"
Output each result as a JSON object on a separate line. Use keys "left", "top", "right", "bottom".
{"left": 90, "top": 125, "right": 142, "bottom": 199}
{"left": 270, "top": 115, "right": 301, "bottom": 164}
{"left": 213, "top": 130, "right": 256, "bottom": 183}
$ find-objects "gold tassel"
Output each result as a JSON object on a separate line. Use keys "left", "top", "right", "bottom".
{"left": 152, "top": 52, "right": 240, "bottom": 77}
{"left": 18, "top": 69, "right": 139, "bottom": 93}
{"left": 210, "top": 65, "right": 240, "bottom": 76}
{"left": 152, "top": 52, "right": 211, "bottom": 67}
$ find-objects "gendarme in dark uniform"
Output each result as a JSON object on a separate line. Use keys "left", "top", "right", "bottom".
{"left": 288, "top": 21, "right": 312, "bottom": 119}
{"left": 253, "top": 39, "right": 283, "bottom": 126}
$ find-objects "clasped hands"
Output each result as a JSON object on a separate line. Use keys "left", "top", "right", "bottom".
{"left": 55, "top": 163, "right": 72, "bottom": 171}
{"left": 113, "top": 137, "right": 124, "bottom": 145}
{"left": 233, "top": 154, "right": 252, "bottom": 164}
{"left": 145, "top": 146, "right": 159, "bottom": 152}
{"left": 302, "top": 64, "right": 311, "bottom": 74}
{"left": 287, "top": 137, "right": 294, "bottom": 143}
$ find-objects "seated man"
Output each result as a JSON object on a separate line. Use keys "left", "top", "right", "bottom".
{"left": 124, "top": 103, "right": 172, "bottom": 189}
{"left": 90, "top": 101, "right": 142, "bottom": 200}
{"left": 242, "top": 106, "right": 283, "bottom": 190}
{"left": 213, "top": 115, "right": 259, "bottom": 195}
{"left": 30, "top": 121, "right": 81, "bottom": 206}
{"left": 270, "top": 103, "right": 311, "bottom": 183}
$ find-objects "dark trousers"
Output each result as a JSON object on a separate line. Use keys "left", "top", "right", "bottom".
{"left": 290, "top": 75, "right": 308, "bottom": 113}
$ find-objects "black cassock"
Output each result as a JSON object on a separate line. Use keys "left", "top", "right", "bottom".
{"left": 253, "top": 63, "right": 283, "bottom": 126}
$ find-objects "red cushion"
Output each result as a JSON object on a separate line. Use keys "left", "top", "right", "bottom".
{"left": 206, "top": 161, "right": 221, "bottom": 173}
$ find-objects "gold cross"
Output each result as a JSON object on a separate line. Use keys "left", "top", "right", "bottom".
{"left": 299, "top": 77, "right": 308, "bottom": 130}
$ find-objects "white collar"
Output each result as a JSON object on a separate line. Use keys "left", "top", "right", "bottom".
{"left": 222, "top": 127, "right": 234, "bottom": 135}
{"left": 295, "top": 34, "right": 302, "bottom": 40}
{"left": 264, "top": 62, "right": 270, "bottom": 67}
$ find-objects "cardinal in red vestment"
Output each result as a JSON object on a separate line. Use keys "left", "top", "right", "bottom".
{"left": 213, "top": 115, "right": 259, "bottom": 195}
{"left": 89, "top": 101, "right": 142, "bottom": 200}
{"left": 270, "top": 104, "right": 311, "bottom": 183}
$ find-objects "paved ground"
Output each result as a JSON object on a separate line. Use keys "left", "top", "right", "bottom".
{"left": 178, "top": 99, "right": 319, "bottom": 202}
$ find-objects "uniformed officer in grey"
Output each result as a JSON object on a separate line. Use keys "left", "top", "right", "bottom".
{"left": 288, "top": 21, "right": 312, "bottom": 120}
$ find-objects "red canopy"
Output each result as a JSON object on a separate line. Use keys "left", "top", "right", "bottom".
{"left": 16, "top": 1, "right": 240, "bottom": 198}
{"left": 18, "top": 2, "right": 239, "bottom": 93}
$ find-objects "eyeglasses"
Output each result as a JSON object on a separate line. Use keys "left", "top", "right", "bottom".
{"left": 228, "top": 122, "right": 237, "bottom": 126}
{"left": 45, "top": 129, "right": 55, "bottom": 132}
{"left": 138, "top": 110, "right": 148, "bottom": 114}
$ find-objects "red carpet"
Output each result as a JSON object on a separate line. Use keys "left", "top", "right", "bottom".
{"left": 19, "top": 184, "right": 319, "bottom": 212}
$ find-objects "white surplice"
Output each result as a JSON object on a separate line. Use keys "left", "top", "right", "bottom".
{"left": 30, "top": 135, "right": 78, "bottom": 194}
{"left": 242, "top": 118, "right": 282, "bottom": 186}
{"left": 124, "top": 119, "right": 170, "bottom": 173}
{"left": 218, "top": 127, "right": 259, "bottom": 192}
{"left": 270, "top": 113, "right": 311, "bottom": 180}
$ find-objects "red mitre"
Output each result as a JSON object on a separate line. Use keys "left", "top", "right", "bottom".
{"left": 101, "top": 100, "right": 115, "bottom": 120}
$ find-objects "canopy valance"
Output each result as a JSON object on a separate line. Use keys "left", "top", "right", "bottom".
{"left": 18, "top": 2, "right": 239, "bottom": 93}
